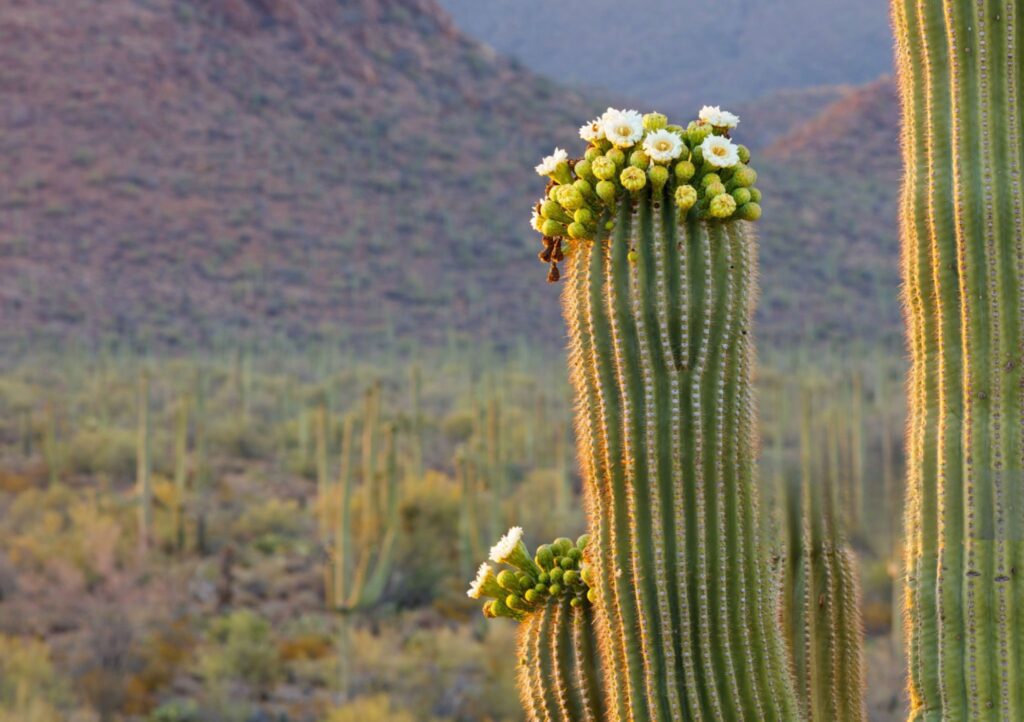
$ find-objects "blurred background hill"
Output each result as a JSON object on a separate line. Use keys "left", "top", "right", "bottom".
{"left": 0, "top": 0, "right": 901, "bottom": 356}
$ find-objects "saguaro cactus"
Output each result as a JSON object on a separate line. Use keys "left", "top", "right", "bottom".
{"left": 893, "top": 1, "right": 1024, "bottom": 718}
{"left": 518, "top": 107, "right": 795, "bottom": 719}
{"left": 136, "top": 369, "right": 152, "bottom": 553}
{"left": 780, "top": 390, "right": 865, "bottom": 722}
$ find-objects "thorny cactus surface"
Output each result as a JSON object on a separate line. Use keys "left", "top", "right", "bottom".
{"left": 893, "top": 1, "right": 1024, "bottom": 718}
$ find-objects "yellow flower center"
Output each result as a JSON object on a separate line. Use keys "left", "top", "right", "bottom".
{"left": 713, "top": 147, "right": 727, "bottom": 157}
{"left": 616, "top": 124, "right": 632, "bottom": 137}
{"left": 656, "top": 140, "right": 671, "bottom": 151}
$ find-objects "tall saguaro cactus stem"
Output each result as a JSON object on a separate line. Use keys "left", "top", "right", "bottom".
{"left": 499, "top": 106, "right": 794, "bottom": 719}
{"left": 893, "top": 1, "right": 1024, "bottom": 719}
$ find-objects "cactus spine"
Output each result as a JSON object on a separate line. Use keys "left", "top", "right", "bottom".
{"left": 781, "top": 390, "right": 865, "bottom": 722}
{"left": 893, "top": 1, "right": 1024, "bottom": 718}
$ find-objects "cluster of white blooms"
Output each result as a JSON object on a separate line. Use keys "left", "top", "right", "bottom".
{"left": 532, "top": 105, "right": 762, "bottom": 280}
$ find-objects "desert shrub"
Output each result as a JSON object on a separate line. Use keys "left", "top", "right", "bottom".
{"left": 0, "top": 635, "right": 69, "bottom": 722}
{"left": 207, "top": 418, "right": 270, "bottom": 460}
{"left": 199, "top": 610, "right": 282, "bottom": 693}
{"left": 147, "top": 699, "right": 199, "bottom": 722}
{"left": 393, "top": 473, "right": 460, "bottom": 607}
{"left": 325, "top": 694, "right": 441, "bottom": 722}
{"left": 66, "top": 426, "right": 136, "bottom": 479}
{"left": 231, "top": 498, "right": 303, "bottom": 541}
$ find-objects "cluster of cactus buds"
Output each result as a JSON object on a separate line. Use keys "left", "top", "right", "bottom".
{"left": 468, "top": 527, "right": 593, "bottom": 620}
{"left": 532, "top": 106, "right": 763, "bottom": 281}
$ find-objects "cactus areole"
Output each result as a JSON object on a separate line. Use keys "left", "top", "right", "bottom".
{"left": 484, "top": 107, "right": 795, "bottom": 720}
{"left": 894, "top": 2, "right": 1024, "bottom": 719}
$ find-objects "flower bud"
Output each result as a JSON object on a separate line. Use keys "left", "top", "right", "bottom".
{"left": 524, "top": 588, "right": 541, "bottom": 604}
{"left": 606, "top": 148, "right": 626, "bottom": 167}
{"left": 560, "top": 556, "right": 574, "bottom": 570}
{"left": 570, "top": 596, "right": 583, "bottom": 608}
{"left": 749, "top": 187, "right": 762, "bottom": 203}
{"left": 587, "top": 588, "right": 598, "bottom": 604}
{"left": 690, "top": 145, "right": 704, "bottom": 165}
{"left": 538, "top": 571, "right": 550, "bottom": 585}
{"left": 648, "top": 164, "right": 669, "bottom": 191}
{"left": 573, "top": 178, "right": 595, "bottom": 199}
{"left": 591, "top": 156, "right": 616, "bottom": 181}
{"left": 704, "top": 181, "right": 726, "bottom": 198}
{"left": 700, "top": 173, "right": 721, "bottom": 189}
{"left": 550, "top": 567, "right": 564, "bottom": 584}
{"left": 507, "top": 594, "right": 529, "bottom": 611}
{"left": 629, "top": 150, "right": 650, "bottom": 169}
{"left": 584, "top": 146, "right": 602, "bottom": 161}
{"left": 674, "top": 160, "right": 696, "bottom": 182}
{"left": 567, "top": 547, "right": 582, "bottom": 563}
{"left": 596, "top": 180, "right": 617, "bottom": 205}
{"left": 541, "top": 219, "right": 566, "bottom": 238}
{"left": 574, "top": 159, "right": 594, "bottom": 181}
{"left": 737, "top": 202, "right": 762, "bottom": 221}
{"left": 563, "top": 570, "right": 580, "bottom": 585}
{"left": 686, "top": 121, "right": 713, "bottom": 146}
{"left": 731, "top": 188, "right": 752, "bottom": 206}
{"left": 576, "top": 534, "right": 591, "bottom": 550}
{"left": 737, "top": 144, "right": 751, "bottom": 163}
{"left": 548, "top": 583, "right": 562, "bottom": 596}
{"left": 665, "top": 124, "right": 684, "bottom": 135}
{"left": 557, "top": 185, "right": 585, "bottom": 211}
{"left": 535, "top": 545, "right": 555, "bottom": 570}
{"left": 553, "top": 538, "right": 574, "bottom": 555}
{"left": 628, "top": 249, "right": 639, "bottom": 264}
{"left": 580, "top": 564, "right": 595, "bottom": 587}
{"left": 732, "top": 165, "right": 757, "bottom": 187}
{"left": 675, "top": 184, "right": 698, "bottom": 212}
{"left": 620, "top": 166, "right": 647, "bottom": 192}
{"left": 574, "top": 208, "right": 594, "bottom": 225}
{"left": 709, "top": 193, "right": 737, "bottom": 219}
{"left": 567, "top": 222, "right": 588, "bottom": 239}
{"left": 540, "top": 200, "right": 570, "bottom": 222}
{"left": 643, "top": 112, "right": 668, "bottom": 131}
{"left": 552, "top": 161, "right": 573, "bottom": 186}
{"left": 497, "top": 569, "right": 522, "bottom": 593}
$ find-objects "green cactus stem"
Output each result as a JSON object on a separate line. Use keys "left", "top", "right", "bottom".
{"left": 893, "top": 1, "right": 1024, "bottom": 717}
{"left": 527, "top": 106, "right": 794, "bottom": 719}
{"left": 780, "top": 390, "right": 866, "bottom": 722}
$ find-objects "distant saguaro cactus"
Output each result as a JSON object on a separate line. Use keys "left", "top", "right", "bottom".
{"left": 892, "top": 1, "right": 1024, "bottom": 718}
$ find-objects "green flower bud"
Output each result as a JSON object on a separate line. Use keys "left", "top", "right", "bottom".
{"left": 675, "top": 184, "right": 698, "bottom": 212}
{"left": 587, "top": 588, "right": 598, "bottom": 604}
{"left": 591, "top": 156, "right": 616, "bottom": 181}
{"left": 584, "top": 146, "right": 602, "bottom": 161}
{"left": 538, "top": 571, "right": 550, "bottom": 585}
{"left": 643, "top": 112, "right": 668, "bottom": 131}
{"left": 574, "top": 208, "right": 594, "bottom": 225}
{"left": 576, "top": 534, "right": 591, "bottom": 550}
{"left": 737, "top": 202, "right": 762, "bottom": 221}
{"left": 497, "top": 569, "right": 522, "bottom": 593}
{"left": 732, "top": 165, "right": 757, "bottom": 187}
{"left": 704, "top": 181, "right": 726, "bottom": 198}
{"left": 552, "top": 161, "right": 573, "bottom": 186}
{"left": 541, "top": 219, "right": 566, "bottom": 237}
{"left": 749, "top": 187, "right": 762, "bottom": 203}
{"left": 686, "top": 121, "right": 713, "bottom": 146}
{"left": 596, "top": 180, "right": 617, "bottom": 205}
{"left": 553, "top": 538, "right": 574, "bottom": 556}
{"left": 507, "top": 594, "right": 529, "bottom": 612}
{"left": 524, "top": 588, "right": 540, "bottom": 604}
{"left": 731, "top": 188, "right": 752, "bottom": 206}
{"left": 674, "top": 160, "right": 696, "bottom": 182}
{"left": 606, "top": 148, "right": 626, "bottom": 167}
{"left": 709, "top": 193, "right": 737, "bottom": 219}
{"left": 567, "top": 547, "right": 582, "bottom": 563}
{"left": 540, "top": 199, "right": 568, "bottom": 221}
{"left": 557, "top": 184, "right": 584, "bottom": 211}
{"left": 573, "top": 178, "right": 595, "bottom": 199}
{"left": 563, "top": 570, "right": 580, "bottom": 586}
{"left": 490, "top": 597, "right": 525, "bottom": 621}
{"left": 737, "top": 144, "right": 751, "bottom": 163}
{"left": 629, "top": 150, "right": 650, "bottom": 169}
{"left": 665, "top": 124, "right": 685, "bottom": 135}
{"left": 560, "top": 556, "right": 574, "bottom": 570}
{"left": 548, "top": 583, "right": 562, "bottom": 596}
{"left": 535, "top": 545, "right": 555, "bottom": 570}
{"left": 574, "top": 158, "right": 594, "bottom": 180}
{"left": 550, "top": 567, "right": 564, "bottom": 584}
{"left": 580, "top": 564, "right": 595, "bottom": 587}
{"left": 516, "top": 571, "right": 534, "bottom": 587}
{"left": 700, "top": 173, "right": 721, "bottom": 189}
{"left": 567, "top": 222, "right": 587, "bottom": 239}
{"left": 570, "top": 596, "right": 583, "bottom": 608}
{"left": 620, "top": 166, "right": 647, "bottom": 192}
{"left": 482, "top": 600, "right": 496, "bottom": 618}
{"left": 648, "top": 164, "right": 669, "bottom": 191}
{"left": 628, "top": 249, "right": 639, "bottom": 264}
{"left": 690, "top": 145, "right": 704, "bottom": 165}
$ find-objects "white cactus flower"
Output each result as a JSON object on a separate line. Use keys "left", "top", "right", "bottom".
{"left": 643, "top": 129, "right": 685, "bottom": 163}
{"left": 535, "top": 147, "right": 568, "bottom": 176}
{"left": 490, "top": 526, "right": 525, "bottom": 564}
{"left": 701, "top": 135, "right": 741, "bottom": 168}
{"left": 467, "top": 562, "right": 494, "bottom": 599}
{"left": 600, "top": 108, "right": 644, "bottom": 148}
{"left": 698, "top": 105, "right": 740, "bottom": 129}
{"left": 579, "top": 117, "right": 604, "bottom": 142}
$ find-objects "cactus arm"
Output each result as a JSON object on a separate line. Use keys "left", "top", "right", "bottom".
{"left": 571, "top": 604, "right": 604, "bottom": 722}
{"left": 332, "top": 415, "right": 354, "bottom": 609}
